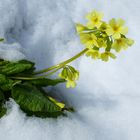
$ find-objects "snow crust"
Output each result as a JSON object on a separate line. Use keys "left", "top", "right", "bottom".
{"left": 0, "top": 0, "right": 140, "bottom": 140}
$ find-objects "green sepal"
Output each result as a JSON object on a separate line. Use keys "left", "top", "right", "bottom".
{"left": 105, "top": 37, "right": 113, "bottom": 52}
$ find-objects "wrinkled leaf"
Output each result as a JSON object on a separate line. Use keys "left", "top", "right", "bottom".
{"left": 0, "top": 78, "right": 21, "bottom": 91}
{"left": 12, "top": 84, "right": 65, "bottom": 118}
{"left": 0, "top": 60, "right": 35, "bottom": 75}
{"left": 0, "top": 74, "right": 7, "bottom": 85}
{"left": 0, "top": 74, "right": 21, "bottom": 91}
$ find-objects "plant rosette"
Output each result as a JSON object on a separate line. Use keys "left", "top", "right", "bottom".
{"left": 0, "top": 10, "right": 134, "bottom": 118}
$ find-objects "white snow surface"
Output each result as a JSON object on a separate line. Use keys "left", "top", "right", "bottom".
{"left": 0, "top": 0, "right": 140, "bottom": 140}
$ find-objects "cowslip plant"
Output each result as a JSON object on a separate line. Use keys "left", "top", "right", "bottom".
{"left": 0, "top": 10, "right": 134, "bottom": 118}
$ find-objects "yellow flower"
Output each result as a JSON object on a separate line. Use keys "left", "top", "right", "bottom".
{"left": 86, "top": 10, "right": 103, "bottom": 28}
{"left": 76, "top": 23, "right": 88, "bottom": 34}
{"left": 101, "top": 52, "right": 116, "bottom": 61}
{"left": 112, "top": 38, "right": 134, "bottom": 52}
{"left": 66, "top": 80, "right": 76, "bottom": 88}
{"left": 86, "top": 50, "right": 100, "bottom": 59}
{"left": 68, "top": 66, "right": 79, "bottom": 81}
{"left": 79, "top": 33, "right": 99, "bottom": 49}
{"left": 106, "top": 18, "right": 128, "bottom": 39}
{"left": 58, "top": 66, "right": 79, "bottom": 88}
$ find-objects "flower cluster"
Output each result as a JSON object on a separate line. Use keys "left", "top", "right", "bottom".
{"left": 59, "top": 66, "right": 79, "bottom": 88}
{"left": 76, "top": 10, "right": 134, "bottom": 61}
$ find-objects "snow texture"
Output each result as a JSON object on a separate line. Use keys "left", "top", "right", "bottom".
{"left": 0, "top": 0, "right": 140, "bottom": 140}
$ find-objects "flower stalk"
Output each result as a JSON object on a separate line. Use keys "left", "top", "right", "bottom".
{"left": 33, "top": 48, "right": 89, "bottom": 75}
{"left": 11, "top": 48, "right": 89, "bottom": 80}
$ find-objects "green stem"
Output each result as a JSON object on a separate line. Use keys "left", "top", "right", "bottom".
{"left": 34, "top": 48, "right": 89, "bottom": 75}
{"left": 11, "top": 67, "right": 62, "bottom": 80}
{"left": 10, "top": 48, "right": 89, "bottom": 81}
{"left": 10, "top": 76, "right": 39, "bottom": 80}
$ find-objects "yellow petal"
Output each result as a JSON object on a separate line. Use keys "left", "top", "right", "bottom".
{"left": 91, "top": 33, "right": 97, "bottom": 40}
{"left": 66, "top": 81, "right": 76, "bottom": 88}
{"left": 76, "top": 23, "right": 87, "bottom": 33}
{"left": 87, "top": 22, "right": 95, "bottom": 29}
{"left": 112, "top": 32, "right": 121, "bottom": 39}
{"left": 86, "top": 12, "right": 92, "bottom": 21}
{"left": 109, "top": 53, "right": 116, "bottom": 59}
{"left": 126, "top": 38, "right": 134, "bottom": 46}
{"left": 109, "top": 18, "right": 116, "bottom": 27}
{"left": 101, "top": 53, "right": 109, "bottom": 61}
{"left": 80, "top": 34, "right": 91, "bottom": 44}
{"left": 106, "top": 27, "right": 114, "bottom": 36}
{"left": 118, "top": 18, "right": 125, "bottom": 26}
{"left": 120, "top": 27, "right": 128, "bottom": 35}
{"left": 98, "top": 12, "right": 104, "bottom": 20}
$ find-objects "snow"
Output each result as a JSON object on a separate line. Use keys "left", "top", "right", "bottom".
{"left": 0, "top": 0, "right": 140, "bottom": 140}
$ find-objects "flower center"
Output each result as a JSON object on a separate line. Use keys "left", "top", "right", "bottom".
{"left": 117, "top": 39, "right": 123, "bottom": 44}
{"left": 113, "top": 26, "right": 120, "bottom": 32}
{"left": 94, "top": 18, "right": 99, "bottom": 23}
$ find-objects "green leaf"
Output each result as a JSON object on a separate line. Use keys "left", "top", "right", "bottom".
{"left": 0, "top": 90, "right": 6, "bottom": 118}
{"left": 0, "top": 89, "right": 4, "bottom": 103}
{"left": 0, "top": 74, "right": 7, "bottom": 85}
{"left": 0, "top": 106, "right": 6, "bottom": 118}
{"left": 0, "top": 60, "right": 35, "bottom": 76}
{"left": 0, "top": 60, "right": 9, "bottom": 66}
{"left": 12, "top": 84, "right": 65, "bottom": 118}
{"left": 0, "top": 73, "right": 21, "bottom": 91}
{"left": 29, "top": 78, "right": 65, "bottom": 87}
{"left": 0, "top": 78, "right": 21, "bottom": 91}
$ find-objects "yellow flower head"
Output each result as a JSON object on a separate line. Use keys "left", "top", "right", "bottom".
{"left": 86, "top": 50, "right": 100, "bottom": 59}
{"left": 86, "top": 10, "right": 103, "bottom": 28}
{"left": 79, "top": 33, "right": 99, "bottom": 49}
{"left": 76, "top": 9, "right": 134, "bottom": 64}
{"left": 101, "top": 52, "right": 116, "bottom": 62}
{"left": 112, "top": 38, "right": 134, "bottom": 52}
{"left": 106, "top": 18, "right": 128, "bottom": 39}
